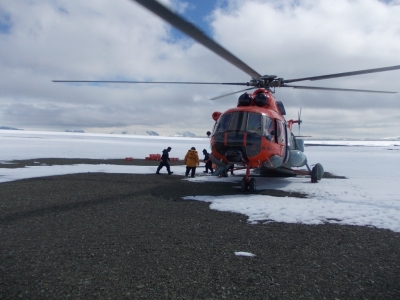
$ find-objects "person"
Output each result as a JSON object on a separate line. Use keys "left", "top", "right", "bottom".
{"left": 156, "top": 147, "right": 173, "bottom": 175}
{"left": 184, "top": 147, "right": 200, "bottom": 178}
{"left": 202, "top": 149, "right": 213, "bottom": 174}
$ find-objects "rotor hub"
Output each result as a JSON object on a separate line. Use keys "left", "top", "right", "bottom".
{"left": 247, "top": 76, "right": 284, "bottom": 88}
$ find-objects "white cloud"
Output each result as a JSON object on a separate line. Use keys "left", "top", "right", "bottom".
{"left": 0, "top": 0, "right": 399, "bottom": 138}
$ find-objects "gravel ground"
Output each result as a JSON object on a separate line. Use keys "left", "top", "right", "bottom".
{"left": 1, "top": 159, "right": 399, "bottom": 299}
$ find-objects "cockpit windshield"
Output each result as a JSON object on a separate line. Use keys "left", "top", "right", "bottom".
{"left": 229, "top": 112, "right": 247, "bottom": 131}
{"left": 213, "top": 112, "right": 271, "bottom": 137}
{"left": 214, "top": 113, "right": 231, "bottom": 133}
{"left": 247, "top": 113, "right": 262, "bottom": 134}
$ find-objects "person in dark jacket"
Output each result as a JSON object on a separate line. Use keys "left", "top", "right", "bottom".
{"left": 202, "top": 149, "right": 213, "bottom": 174}
{"left": 184, "top": 147, "right": 200, "bottom": 177}
{"left": 156, "top": 147, "right": 173, "bottom": 175}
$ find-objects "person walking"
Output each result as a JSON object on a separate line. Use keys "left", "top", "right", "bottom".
{"left": 156, "top": 147, "right": 173, "bottom": 175}
{"left": 202, "top": 149, "right": 213, "bottom": 174}
{"left": 184, "top": 147, "right": 200, "bottom": 178}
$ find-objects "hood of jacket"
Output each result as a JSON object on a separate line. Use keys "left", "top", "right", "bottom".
{"left": 185, "top": 149, "right": 199, "bottom": 167}
{"left": 187, "top": 149, "right": 198, "bottom": 158}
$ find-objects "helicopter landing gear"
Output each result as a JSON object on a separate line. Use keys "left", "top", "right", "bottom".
{"left": 249, "top": 178, "right": 256, "bottom": 192}
{"left": 311, "top": 163, "right": 324, "bottom": 183}
{"left": 240, "top": 178, "right": 247, "bottom": 192}
{"left": 240, "top": 165, "right": 257, "bottom": 193}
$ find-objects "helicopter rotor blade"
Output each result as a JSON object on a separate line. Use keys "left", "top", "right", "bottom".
{"left": 283, "top": 65, "right": 400, "bottom": 83}
{"left": 52, "top": 79, "right": 253, "bottom": 100}
{"left": 282, "top": 84, "right": 397, "bottom": 94}
{"left": 53, "top": 1, "right": 400, "bottom": 97}
{"left": 52, "top": 80, "right": 249, "bottom": 86}
{"left": 210, "top": 87, "right": 255, "bottom": 100}
{"left": 130, "top": 0, "right": 262, "bottom": 80}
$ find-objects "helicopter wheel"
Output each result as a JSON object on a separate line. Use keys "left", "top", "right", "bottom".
{"left": 240, "top": 178, "right": 247, "bottom": 192}
{"left": 311, "top": 163, "right": 324, "bottom": 183}
{"left": 248, "top": 178, "right": 256, "bottom": 193}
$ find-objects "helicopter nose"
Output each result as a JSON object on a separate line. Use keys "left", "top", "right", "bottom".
{"left": 225, "top": 148, "right": 245, "bottom": 163}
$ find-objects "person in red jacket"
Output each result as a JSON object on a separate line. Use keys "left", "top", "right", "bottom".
{"left": 184, "top": 147, "right": 200, "bottom": 178}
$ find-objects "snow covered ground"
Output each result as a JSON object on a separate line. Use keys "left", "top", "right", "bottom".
{"left": 1, "top": 130, "right": 400, "bottom": 232}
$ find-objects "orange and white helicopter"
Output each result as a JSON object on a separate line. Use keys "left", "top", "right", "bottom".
{"left": 54, "top": 0, "right": 400, "bottom": 192}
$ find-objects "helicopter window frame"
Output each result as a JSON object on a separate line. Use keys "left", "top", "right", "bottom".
{"left": 263, "top": 115, "right": 275, "bottom": 142}
{"left": 276, "top": 120, "right": 286, "bottom": 145}
{"left": 228, "top": 111, "right": 247, "bottom": 132}
{"left": 286, "top": 125, "right": 291, "bottom": 149}
{"left": 247, "top": 112, "right": 263, "bottom": 135}
{"left": 213, "top": 112, "right": 272, "bottom": 135}
{"left": 214, "top": 113, "right": 232, "bottom": 134}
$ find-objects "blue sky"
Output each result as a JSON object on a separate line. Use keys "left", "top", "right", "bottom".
{"left": 169, "top": 0, "right": 226, "bottom": 40}
{"left": 0, "top": 9, "right": 12, "bottom": 34}
{"left": 179, "top": 0, "right": 218, "bottom": 31}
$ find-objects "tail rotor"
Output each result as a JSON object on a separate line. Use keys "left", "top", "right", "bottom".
{"left": 297, "top": 108, "right": 302, "bottom": 136}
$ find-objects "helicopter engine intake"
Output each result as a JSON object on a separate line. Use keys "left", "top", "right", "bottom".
{"left": 237, "top": 93, "right": 251, "bottom": 106}
{"left": 254, "top": 93, "right": 269, "bottom": 106}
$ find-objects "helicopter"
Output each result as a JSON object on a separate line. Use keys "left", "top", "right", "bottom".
{"left": 53, "top": 0, "right": 400, "bottom": 192}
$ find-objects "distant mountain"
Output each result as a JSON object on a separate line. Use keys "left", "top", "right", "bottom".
{"left": 65, "top": 130, "right": 85, "bottom": 133}
{"left": 146, "top": 130, "right": 159, "bottom": 136}
{"left": 175, "top": 131, "right": 196, "bottom": 137}
{"left": 0, "top": 126, "right": 22, "bottom": 130}
{"left": 109, "top": 130, "right": 201, "bottom": 137}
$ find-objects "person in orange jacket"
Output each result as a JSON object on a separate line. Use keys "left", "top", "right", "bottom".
{"left": 184, "top": 147, "right": 200, "bottom": 177}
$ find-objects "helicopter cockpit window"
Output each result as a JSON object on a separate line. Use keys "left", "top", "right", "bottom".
{"left": 215, "top": 113, "right": 231, "bottom": 134}
{"left": 228, "top": 112, "right": 247, "bottom": 131}
{"left": 247, "top": 113, "right": 262, "bottom": 135}
{"left": 214, "top": 112, "right": 266, "bottom": 135}
{"left": 263, "top": 115, "right": 275, "bottom": 142}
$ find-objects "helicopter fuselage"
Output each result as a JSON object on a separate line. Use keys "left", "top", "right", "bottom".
{"left": 210, "top": 88, "right": 306, "bottom": 171}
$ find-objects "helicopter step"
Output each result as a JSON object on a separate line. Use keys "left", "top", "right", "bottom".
{"left": 209, "top": 154, "right": 233, "bottom": 177}
{"left": 210, "top": 154, "right": 256, "bottom": 192}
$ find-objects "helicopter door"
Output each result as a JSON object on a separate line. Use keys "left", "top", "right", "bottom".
{"left": 276, "top": 120, "right": 289, "bottom": 163}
